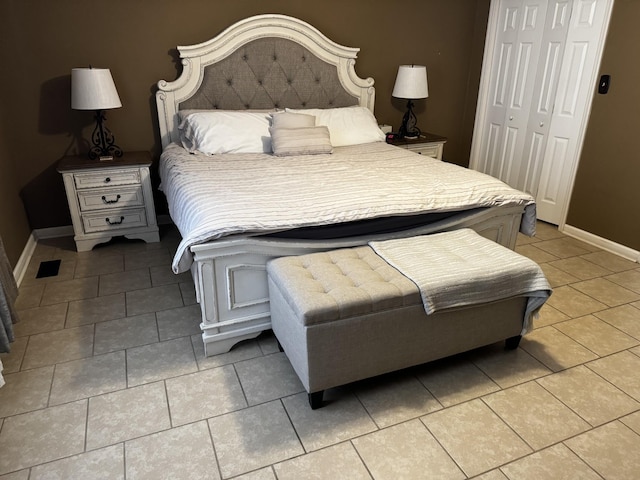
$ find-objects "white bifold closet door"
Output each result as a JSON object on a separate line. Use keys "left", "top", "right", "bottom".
{"left": 471, "top": 0, "right": 613, "bottom": 226}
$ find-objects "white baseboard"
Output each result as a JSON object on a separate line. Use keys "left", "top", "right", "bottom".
{"left": 14, "top": 220, "right": 636, "bottom": 286}
{"left": 13, "top": 226, "right": 75, "bottom": 286}
{"left": 561, "top": 224, "right": 640, "bottom": 263}
{"left": 13, "top": 232, "right": 38, "bottom": 286}
{"left": 13, "top": 218, "right": 175, "bottom": 286}
{"left": 34, "top": 225, "right": 75, "bottom": 240}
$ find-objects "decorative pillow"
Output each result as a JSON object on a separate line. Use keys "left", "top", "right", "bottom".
{"left": 178, "top": 111, "right": 272, "bottom": 154}
{"left": 270, "top": 126, "right": 333, "bottom": 156}
{"left": 285, "top": 106, "right": 386, "bottom": 147}
{"left": 271, "top": 111, "right": 316, "bottom": 129}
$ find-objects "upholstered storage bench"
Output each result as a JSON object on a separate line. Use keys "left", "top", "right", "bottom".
{"left": 267, "top": 231, "right": 550, "bottom": 409}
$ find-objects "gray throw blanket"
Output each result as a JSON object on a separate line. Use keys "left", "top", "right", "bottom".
{"left": 369, "top": 229, "right": 551, "bottom": 334}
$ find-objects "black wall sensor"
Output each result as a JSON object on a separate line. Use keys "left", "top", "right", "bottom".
{"left": 598, "top": 74, "right": 610, "bottom": 94}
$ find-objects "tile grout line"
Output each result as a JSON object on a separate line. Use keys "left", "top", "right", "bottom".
{"left": 3, "top": 226, "right": 640, "bottom": 477}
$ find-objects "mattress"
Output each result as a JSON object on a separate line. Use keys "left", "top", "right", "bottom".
{"left": 159, "top": 141, "right": 536, "bottom": 273}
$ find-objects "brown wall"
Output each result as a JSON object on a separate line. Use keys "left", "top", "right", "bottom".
{"left": 0, "top": 110, "right": 32, "bottom": 266}
{"left": 0, "top": 0, "right": 488, "bottom": 267}
{"left": 2, "top": 1, "right": 636, "bottom": 267}
{"left": 567, "top": 0, "right": 640, "bottom": 251}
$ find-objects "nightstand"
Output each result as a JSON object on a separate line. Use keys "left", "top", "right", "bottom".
{"left": 57, "top": 151, "right": 160, "bottom": 252}
{"left": 387, "top": 132, "right": 447, "bottom": 160}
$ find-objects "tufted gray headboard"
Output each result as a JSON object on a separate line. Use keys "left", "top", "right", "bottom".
{"left": 156, "top": 14, "right": 376, "bottom": 149}
{"left": 180, "top": 37, "right": 360, "bottom": 111}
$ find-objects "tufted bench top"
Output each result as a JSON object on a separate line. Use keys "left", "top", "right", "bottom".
{"left": 267, "top": 246, "right": 421, "bottom": 327}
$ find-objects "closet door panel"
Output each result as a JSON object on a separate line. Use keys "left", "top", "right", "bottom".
{"left": 518, "top": 0, "right": 571, "bottom": 194}
{"left": 472, "top": 0, "right": 612, "bottom": 226}
{"left": 522, "top": 131, "right": 547, "bottom": 194}
{"left": 536, "top": 0, "right": 611, "bottom": 224}
{"left": 476, "top": 0, "right": 549, "bottom": 187}
{"left": 483, "top": 1, "right": 520, "bottom": 181}
{"left": 539, "top": 137, "right": 569, "bottom": 205}
{"left": 480, "top": 123, "right": 503, "bottom": 175}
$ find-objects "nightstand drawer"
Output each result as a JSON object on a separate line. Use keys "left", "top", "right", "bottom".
{"left": 407, "top": 144, "right": 441, "bottom": 158}
{"left": 77, "top": 186, "right": 145, "bottom": 212}
{"left": 81, "top": 208, "right": 148, "bottom": 233}
{"left": 74, "top": 169, "right": 141, "bottom": 189}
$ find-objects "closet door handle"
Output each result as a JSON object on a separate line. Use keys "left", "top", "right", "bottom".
{"left": 509, "top": 115, "right": 514, "bottom": 121}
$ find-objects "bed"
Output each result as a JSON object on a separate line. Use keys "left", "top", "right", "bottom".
{"left": 156, "top": 14, "right": 536, "bottom": 356}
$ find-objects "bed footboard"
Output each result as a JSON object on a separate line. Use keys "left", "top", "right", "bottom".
{"left": 189, "top": 206, "right": 524, "bottom": 356}
{"left": 191, "top": 243, "right": 309, "bottom": 356}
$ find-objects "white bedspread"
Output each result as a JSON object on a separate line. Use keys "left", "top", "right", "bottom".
{"left": 160, "top": 142, "right": 536, "bottom": 273}
{"left": 369, "top": 229, "right": 551, "bottom": 334}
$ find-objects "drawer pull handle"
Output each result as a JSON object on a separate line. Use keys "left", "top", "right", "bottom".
{"left": 102, "top": 194, "right": 121, "bottom": 204}
{"left": 104, "top": 177, "right": 111, "bottom": 183}
{"left": 105, "top": 216, "right": 125, "bottom": 225}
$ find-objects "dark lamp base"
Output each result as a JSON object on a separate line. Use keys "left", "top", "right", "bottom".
{"left": 88, "top": 109, "right": 123, "bottom": 160}
{"left": 398, "top": 99, "right": 422, "bottom": 140}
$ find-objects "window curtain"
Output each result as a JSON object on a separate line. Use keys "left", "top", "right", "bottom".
{"left": 0, "top": 233, "right": 19, "bottom": 354}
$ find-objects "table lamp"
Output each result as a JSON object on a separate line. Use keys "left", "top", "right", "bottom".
{"left": 71, "top": 67, "right": 123, "bottom": 161}
{"left": 392, "top": 65, "right": 429, "bottom": 139}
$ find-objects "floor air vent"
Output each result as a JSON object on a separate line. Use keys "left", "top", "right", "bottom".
{"left": 36, "top": 259, "right": 62, "bottom": 279}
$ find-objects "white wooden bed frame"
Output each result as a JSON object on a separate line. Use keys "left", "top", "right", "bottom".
{"left": 156, "top": 14, "right": 526, "bottom": 356}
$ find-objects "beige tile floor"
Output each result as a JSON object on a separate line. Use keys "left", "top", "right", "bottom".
{"left": 1, "top": 222, "right": 640, "bottom": 479}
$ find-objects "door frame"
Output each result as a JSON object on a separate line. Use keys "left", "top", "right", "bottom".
{"left": 470, "top": 0, "right": 615, "bottom": 229}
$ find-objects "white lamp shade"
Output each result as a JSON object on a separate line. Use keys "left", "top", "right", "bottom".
{"left": 392, "top": 65, "right": 429, "bottom": 99}
{"left": 71, "top": 68, "right": 122, "bottom": 110}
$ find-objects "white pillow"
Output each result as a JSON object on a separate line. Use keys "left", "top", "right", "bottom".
{"left": 179, "top": 111, "right": 272, "bottom": 154}
{"left": 178, "top": 108, "right": 275, "bottom": 124}
{"left": 285, "top": 106, "right": 385, "bottom": 146}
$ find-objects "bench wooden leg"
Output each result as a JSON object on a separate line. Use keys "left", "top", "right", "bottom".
{"left": 505, "top": 335, "right": 522, "bottom": 350}
{"left": 308, "top": 391, "right": 324, "bottom": 409}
